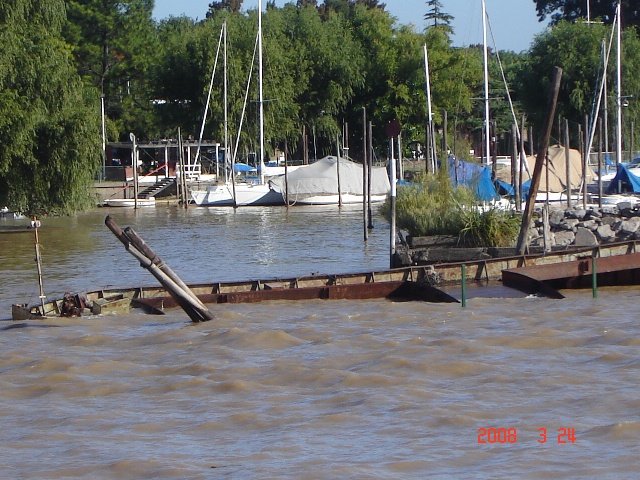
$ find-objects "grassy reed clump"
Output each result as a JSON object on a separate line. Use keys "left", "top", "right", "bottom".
{"left": 457, "top": 205, "right": 521, "bottom": 247}
{"left": 381, "top": 169, "right": 521, "bottom": 247}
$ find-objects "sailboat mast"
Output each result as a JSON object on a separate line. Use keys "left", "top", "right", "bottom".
{"left": 615, "top": 1, "right": 623, "bottom": 170}
{"left": 224, "top": 21, "right": 228, "bottom": 183}
{"left": 258, "top": 0, "right": 265, "bottom": 184}
{"left": 482, "top": 0, "right": 491, "bottom": 165}
{"left": 423, "top": 44, "right": 436, "bottom": 172}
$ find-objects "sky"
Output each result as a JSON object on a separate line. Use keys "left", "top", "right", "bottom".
{"left": 152, "top": 1, "right": 549, "bottom": 53}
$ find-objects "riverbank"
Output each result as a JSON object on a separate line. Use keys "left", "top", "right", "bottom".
{"left": 397, "top": 201, "right": 640, "bottom": 267}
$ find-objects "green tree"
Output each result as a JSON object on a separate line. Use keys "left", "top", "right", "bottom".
{"left": 516, "top": 20, "right": 640, "bottom": 153}
{"left": 63, "top": 0, "right": 158, "bottom": 141}
{"left": 424, "top": 0, "right": 453, "bottom": 30}
{"left": 207, "top": 0, "right": 244, "bottom": 17}
{"left": 0, "top": 0, "right": 101, "bottom": 215}
{"left": 533, "top": 0, "right": 640, "bottom": 29}
{"left": 151, "top": 16, "right": 206, "bottom": 137}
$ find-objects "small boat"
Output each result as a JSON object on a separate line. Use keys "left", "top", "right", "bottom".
{"left": 190, "top": 183, "right": 234, "bottom": 206}
{"left": 268, "top": 155, "right": 390, "bottom": 205}
{"left": 104, "top": 197, "right": 156, "bottom": 207}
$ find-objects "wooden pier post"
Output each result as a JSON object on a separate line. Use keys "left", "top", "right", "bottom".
{"left": 517, "top": 67, "right": 563, "bottom": 255}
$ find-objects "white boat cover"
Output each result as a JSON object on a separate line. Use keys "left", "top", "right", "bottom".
{"left": 268, "top": 156, "right": 390, "bottom": 197}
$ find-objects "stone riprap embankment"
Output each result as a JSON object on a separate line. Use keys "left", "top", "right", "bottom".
{"left": 529, "top": 202, "right": 640, "bottom": 248}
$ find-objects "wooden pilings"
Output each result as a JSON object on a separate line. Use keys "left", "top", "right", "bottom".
{"left": 517, "top": 67, "right": 563, "bottom": 255}
{"left": 105, "top": 215, "right": 214, "bottom": 322}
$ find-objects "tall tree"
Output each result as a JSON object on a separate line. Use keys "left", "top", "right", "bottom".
{"left": 533, "top": 0, "right": 640, "bottom": 29}
{"left": 424, "top": 0, "right": 453, "bottom": 30}
{"left": 0, "top": 0, "right": 101, "bottom": 215}
{"left": 516, "top": 19, "right": 640, "bottom": 147}
{"left": 207, "top": 0, "right": 244, "bottom": 17}
{"left": 63, "top": 0, "right": 158, "bottom": 141}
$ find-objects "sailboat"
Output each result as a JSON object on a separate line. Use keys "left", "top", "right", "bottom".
{"left": 191, "top": 0, "right": 287, "bottom": 207}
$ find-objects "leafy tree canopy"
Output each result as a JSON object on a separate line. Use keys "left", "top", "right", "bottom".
{"left": 425, "top": 0, "right": 453, "bottom": 31}
{"left": 517, "top": 19, "right": 640, "bottom": 148}
{"left": 0, "top": 0, "right": 101, "bottom": 215}
{"left": 533, "top": 0, "right": 640, "bottom": 29}
{"left": 63, "top": 0, "right": 158, "bottom": 141}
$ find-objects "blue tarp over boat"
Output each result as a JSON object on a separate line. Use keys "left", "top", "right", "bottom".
{"left": 234, "top": 163, "right": 257, "bottom": 173}
{"left": 606, "top": 164, "right": 640, "bottom": 194}
{"left": 447, "top": 157, "right": 499, "bottom": 201}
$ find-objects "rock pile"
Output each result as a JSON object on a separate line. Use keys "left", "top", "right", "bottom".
{"left": 529, "top": 202, "right": 640, "bottom": 248}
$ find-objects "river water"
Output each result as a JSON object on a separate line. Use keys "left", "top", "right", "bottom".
{"left": 1, "top": 205, "right": 638, "bottom": 478}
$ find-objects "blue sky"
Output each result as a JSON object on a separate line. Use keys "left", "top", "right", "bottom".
{"left": 152, "top": 1, "right": 549, "bottom": 53}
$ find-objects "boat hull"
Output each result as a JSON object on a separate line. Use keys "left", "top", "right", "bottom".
{"left": 190, "top": 184, "right": 234, "bottom": 206}
{"left": 12, "top": 240, "right": 640, "bottom": 320}
{"left": 289, "top": 193, "right": 388, "bottom": 205}
{"left": 190, "top": 182, "right": 285, "bottom": 206}
{"left": 104, "top": 198, "right": 156, "bottom": 207}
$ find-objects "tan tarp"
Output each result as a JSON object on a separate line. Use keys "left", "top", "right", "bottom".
{"left": 496, "top": 145, "right": 596, "bottom": 193}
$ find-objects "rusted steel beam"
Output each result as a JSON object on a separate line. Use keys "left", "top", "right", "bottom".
{"left": 502, "top": 252, "right": 640, "bottom": 295}
{"left": 131, "top": 280, "right": 459, "bottom": 313}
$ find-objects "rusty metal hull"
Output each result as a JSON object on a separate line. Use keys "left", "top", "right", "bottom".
{"left": 502, "top": 250, "right": 640, "bottom": 295}
{"left": 12, "top": 240, "right": 640, "bottom": 319}
{"left": 132, "top": 281, "right": 460, "bottom": 312}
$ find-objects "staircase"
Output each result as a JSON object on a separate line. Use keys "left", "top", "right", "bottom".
{"left": 138, "top": 178, "right": 175, "bottom": 199}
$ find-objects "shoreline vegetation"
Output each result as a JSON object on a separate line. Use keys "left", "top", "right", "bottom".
{"left": 4, "top": 2, "right": 640, "bottom": 216}
{"left": 381, "top": 170, "right": 521, "bottom": 248}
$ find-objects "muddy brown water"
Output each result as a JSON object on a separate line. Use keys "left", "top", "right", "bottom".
{"left": 1, "top": 205, "right": 638, "bottom": 478}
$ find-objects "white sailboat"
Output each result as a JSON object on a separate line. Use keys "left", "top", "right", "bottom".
{"left": 191, "top": 0, "right": 285, "bottom": 207}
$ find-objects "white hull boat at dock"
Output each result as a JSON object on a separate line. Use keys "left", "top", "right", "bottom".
{"left": 104, "top": 197, "right": 156, "bottom": 207}
{"left": 190, "top": 182, "right": 285, "bottom": 206}
{"left": 287, "top": 192, "right": 388, "bottom": 205}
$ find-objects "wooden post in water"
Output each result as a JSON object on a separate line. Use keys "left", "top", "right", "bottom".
{"left": 130, "top": 133, "right": 139, "bottom": 209}
{"left": 583, "top": 114, "right": 588, "bottom": 209}
{"left": 32, "top": 218, "right": 46, "bottom": 314}
{"left": 362, "top": 107, "right": 368, "bottom": 241}
{"left": 336, "top": 135, "right": 342, "bottom": 207}
{"left": 461, "top": 264, "right": 467, "bottom": 308}
{"left": 367, "top": 121, "right": 374, "bottom": 229}
{"left": 511, "top": 124, "right": 518, "bottom": 205}
{"left": 564, "top": 118, "right": 571, "bottom": 208}
{"left": 592, "top": 254, "right": 598, "bottom": 298}
{"left": 105, "top": 216, "right": 214, "bottom": 323}
{"left": 519, "top": 116, "right": 526, "bottom": 211}
{"left": 389, "top": 136, "right": 396, "bottom": 267}
{"left": 517, "top": 67, "right": 563, "bottom": 255}
{"left": 598, "top": 118, "right": 603, "bottom": 208}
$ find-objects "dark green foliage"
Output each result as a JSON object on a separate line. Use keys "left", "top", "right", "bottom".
{"left": 516, "top": 20, "right": 640, "bottom": 147}
{"left": 425, "top": 0, "right": 453, "bottom": 30}
{"left": 533, "top": 0, "right": 640, "bottom": 29}
{"left": 207, "top": 0, "right": 244, "bottom": 16}
{"left": 381, "top": 171, "right": 520, "bottom": 247}
{"left": 0, "top": 0, "right": 101, "bottom": 215}
{"left": 63, "top": 0, "right": 158, "bottom": 141}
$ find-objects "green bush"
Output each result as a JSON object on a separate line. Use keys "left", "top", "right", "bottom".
{"left": 382, "top": 171, "right": 521, "bottom": 247}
